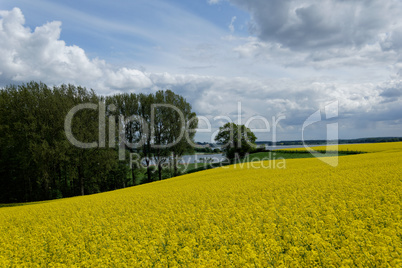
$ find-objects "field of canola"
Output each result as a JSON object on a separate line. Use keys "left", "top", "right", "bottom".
{"left": 0, "top": 142, "right": 401, "bottom": 267}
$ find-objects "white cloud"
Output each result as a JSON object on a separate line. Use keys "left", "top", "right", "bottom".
{"left": 229, "top": 0, "right": 402, "bottom": 49}
{"left": 147, "top": 73, "right": 402, "bottom": 140}
{"left": 0, "top": 8, "right": 154, "bottom": 93}
{"left": 229, "top": 16, "right": 237, "bottom": 33}
{"left": 223, "top": 0, "right": 402, "bottom": 75}
{"left": 0, "top": 7, "right": 401, "bottom": 141}
{"left": 105, "top": 68, "right": 153, "bottom": 90}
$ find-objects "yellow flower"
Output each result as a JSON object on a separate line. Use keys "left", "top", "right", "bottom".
{"left": 1, "top": 142, "right": 402, "bottom": 266}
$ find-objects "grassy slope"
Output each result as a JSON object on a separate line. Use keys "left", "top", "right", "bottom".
{"left": 181, "top": 150, "right": 348, "bottom": 174}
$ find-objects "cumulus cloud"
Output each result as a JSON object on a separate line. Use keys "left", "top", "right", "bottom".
{"left": 378, "top": 80, "right": 402, "bottom": 105}
{"left": 147, "top": 73, "right": 402, "bottom": 140}
{"left": 1, "top": 7, "right": 401, "bottom": 140}
{"left": 229, "top": 0, "right": 402, "bottom": 49}
{"left": 222, "top": 0, "right": 402, "bottom": 74}
{"left": 0, "top": 8, "right": 152, "bottom": 93}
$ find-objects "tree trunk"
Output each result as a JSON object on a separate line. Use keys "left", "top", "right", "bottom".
{"left": 145, "top": 158, "right": 151, "bottom": 183}
{"left": 28, "top": 176, "right": 32, "bottom": 202}
{"left": 158, "top": 162, "right": 162, "bottom": 181}
{"left": 131, "top": 168, "right": 136, "bottom": 186}
{"left": 78, "top": 165, "right": 84, "bottom": 196}
{"left": 147, "top": 165, "right": 151, "bottom": 182}
{"left": 80, "top": 177, "right": 84, "bottom": 196}
{"left": 143, "top": 141, "right": 152, "bottom": 183}
{"left": 64, "top": 163, "right": 69, "bottom": 196}
{"left": 173, "top": 152, "right": 178, "bottom": 177}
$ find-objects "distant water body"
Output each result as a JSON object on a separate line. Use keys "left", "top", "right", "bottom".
{"left": 265, "top": 144, "right": 325, "bottom": 150}
{"left": 179, "top": 144, "right": 344, "bottom": 164}
{"left": 265, "top": 143, "right": 366, "bottom": 150}
{"left": 179, "top": 145, "right": 316, "bottom": 164}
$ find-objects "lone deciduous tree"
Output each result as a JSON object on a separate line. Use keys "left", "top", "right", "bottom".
{"left": 214, "top": 122, "right": 257, "bottom": 162}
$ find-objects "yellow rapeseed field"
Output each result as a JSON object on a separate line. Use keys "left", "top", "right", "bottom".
{"left": 0, "top": 142, "right": 401, "bottom": 267}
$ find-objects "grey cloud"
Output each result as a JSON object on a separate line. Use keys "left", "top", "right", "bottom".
{"left": 378, "top": 81, "right": 402, "bottom": 105}
{"left": 229, "top": 0, "right": 400, "bottom": 51}
{"left": 380, "top": 27, "right": 402, "bottom": 52}
{"left": 380, "top": 88, "right": 402, "bottom": 99}
{"left": 1, "top": 7, "right": 401, "bottom": 141}
{"left": 149, "top": 73, "right": 402, "bottom": 139}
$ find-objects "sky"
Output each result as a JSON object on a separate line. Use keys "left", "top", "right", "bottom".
{"left": 0, "top": 0, "right": 402, "bottom": 142}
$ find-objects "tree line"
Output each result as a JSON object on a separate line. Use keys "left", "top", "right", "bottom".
{"left": 0, "top": 82, "right": 197, "bottom": 203}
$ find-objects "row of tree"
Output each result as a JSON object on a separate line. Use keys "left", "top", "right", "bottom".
{"left": 0, "top": 82, "right": 197, "bottom": 203}
{"left": 106, "top": 88, "right": 198, "bottom": 183}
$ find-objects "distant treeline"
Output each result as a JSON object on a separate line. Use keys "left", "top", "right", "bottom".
{"left": 256, "top": 137, "right": 402, "bottom": 146}
{"left": 0, "top": 82, "right": 197, "bottom": 203}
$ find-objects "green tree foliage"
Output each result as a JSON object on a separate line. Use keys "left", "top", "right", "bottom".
{"left": 106, "top": 89, "right": 198, "bottom": 181}
{"left": 214, "top": 122, "right": 257, "bottom": 162}
{"left": 0, "top": 82, "right": 127, "bottom": 202}
{"left": 0, "top": 82, "right": 197, "bottom": 203}
{"left": 159, "top": 90, "right": 198, "bottom": 177}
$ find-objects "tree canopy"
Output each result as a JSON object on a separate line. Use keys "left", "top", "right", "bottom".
{"left": 0, "top": 82, "right": 197, "bottom": 203}
{"left": 214, "top": 122, "right": 257, "bottom": 162}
